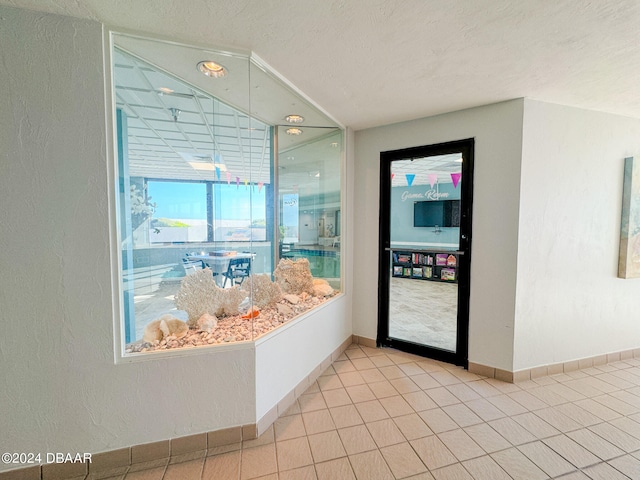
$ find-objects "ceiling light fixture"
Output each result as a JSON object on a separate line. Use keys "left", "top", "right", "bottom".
{"left": 197, "top": 61, "right": 228, "bottom": 78}
{"left": 188, "top": 161, "right": 215, "bottom": 171}
{"left": 157, "top": 89, "right": 196, "bottom": 99}
{"left": 169, "top": 107, "right": 181, "bottom": 122}
{"left": 286, "top": 128, "right": 303, "bottom": 135}
{"left": 285, "top": 114, "right": 304, "bottom": 124}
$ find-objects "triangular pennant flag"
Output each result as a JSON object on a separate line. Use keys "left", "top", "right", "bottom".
{"left": 391, "top": 173, "right": 395, "bottom": 180}
{"left": 244, "top": 179, "right": 248, "bottom": 189}
{"left": 236, "top": 176, "right": 240, "bottom": 188}
{"left": 405, "top": 174, "right": 415, "bottom": 187}
{"left": 215, "top": 167, "right": 221, "bottom": 180}
{"left": 258, "top": 182, "right": 264, "bottom": 192}
{"left": 451, "top": 172, "right": 461, "bottom": 188}
{"left": 428, "top": 174, "right": 438, "bottom": 188}
{"left": 226, "top": 171, "right": 231, "bottom": 185}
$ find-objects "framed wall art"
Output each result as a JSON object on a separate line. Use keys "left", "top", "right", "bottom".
{"left": 618, "top": 156, "right": 640, "bottom": 279}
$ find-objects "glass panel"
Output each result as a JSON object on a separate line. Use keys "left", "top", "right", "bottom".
{"left": 277, "top": 127, "right": 342, "bottom": 290}
{"left": 112, "top": 33, "right": 342, "bottom": 358}
{"left": 388, "top": 154, "right": 461, "bottom": 351}
{"left": 113, "top": 38, "right": 260, "bottom": 353}
{"left": 212, "top": 183, "right": 267, "bottom": 242}
{"left": 147, "top": 181, "right": 208, "bottom": 243}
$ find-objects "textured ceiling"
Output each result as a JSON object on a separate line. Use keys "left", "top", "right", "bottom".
{"left": 3, "top": 0, "right": 640, "bottom": 130}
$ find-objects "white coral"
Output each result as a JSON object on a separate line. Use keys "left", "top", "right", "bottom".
{"left": 241, "top": 274, "right": 282, "bottom": 308}
{"left": 273, "top": 258, "right": 315, "bottom": 295}
{"left": 174, "top": 268, "right": 243, "bottom": 325}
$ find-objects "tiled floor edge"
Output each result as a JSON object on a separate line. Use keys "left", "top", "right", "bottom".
{"left": 0, "top": 336, "right": 355, "bottom": 480}
{"left": 264, "top": 333, "right": 353, "bottom": 434}
{"left": 470, "top": 346, "right": 640, "bottom": 383}
{"left": 0, "top": 425, "right": 249, "bottom": 480}
{"left": 352, "top": 334, "right": 377, "bottom": 348}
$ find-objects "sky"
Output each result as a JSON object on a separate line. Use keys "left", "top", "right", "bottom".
{"left": 148, "top": 181, "right": 267, "bottom": 222}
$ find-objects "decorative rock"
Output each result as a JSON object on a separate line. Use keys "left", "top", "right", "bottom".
{"left": 142, "top": 315, "right": 189, "bottom": 343}
{"left": 283, "top": 294, "right": 300, "bottom": 304}
{"left": 313, "top": 283, "right": 334, "bottom": 297}
{"left": 197, "top": 313, "right": 218, "bottom": 333}
{"left": 277, "top": 303, "right": 294, "bottom": 316}
{"left": 128, "top": 278, "right": 339, "bottom": 353}
{"left": 273, "top": 258, "right": 315, "bottom": 295}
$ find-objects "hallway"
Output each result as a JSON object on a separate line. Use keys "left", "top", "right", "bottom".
{"left": 92, "top": 343, "right": 640, "bottom": 479}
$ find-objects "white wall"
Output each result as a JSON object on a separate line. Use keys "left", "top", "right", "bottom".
{"left": 255, "top": 295, "right": 351, "bottom": 420}
{"left": 0, "top": 6, "right": 352, "bottom": 470}
{"left": 514, "top": 99, "right": 640, "bottom": 370}
{"left": 0, "top": 8, "right": 255, "bottom": 465}
{"left": 353, "top": 100, "right": 525, "bottom": 372}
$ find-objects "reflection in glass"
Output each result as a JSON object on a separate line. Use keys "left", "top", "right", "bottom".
{"left": 147, "top": 181, "right": 208, "bottom": 243}
{"left": 277, "top": 127, "right": 342, "bottom": 288}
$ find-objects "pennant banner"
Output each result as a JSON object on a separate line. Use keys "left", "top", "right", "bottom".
{"left": 451, "top": 172, "right": 461, "bottom": 188}
{"left": 226, "top": 171, "right": 231, "bottom": 185}
{"left": 258, "top": 182, "right": 264, "bottom": 192}
{"left": 428, "top": 174, "right": 438, "bottom": 188}
{"left": 244, "top": 179, "right": 248, "bottom": 189}
{"left": 236, "top": 176, "right": 240, "bottom": 188}
{"left": 391, "top": 173, "right": 395, "bottom": 180}
{"left": 215, "top": 167, "right": 221, "bottom": 180}
{"left": 405, "top": 174, "right": 415, "bottom": 187}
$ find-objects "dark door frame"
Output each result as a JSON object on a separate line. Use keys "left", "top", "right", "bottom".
{"left": 377, "top": 138, "right": 474, "bottom": 367}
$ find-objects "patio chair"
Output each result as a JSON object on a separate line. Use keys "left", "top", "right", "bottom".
{"left": 222, "top": 256, "right": 251, "bottom": 287}
{"left": 182, "top": 253, "right": 204, "bottom": 275}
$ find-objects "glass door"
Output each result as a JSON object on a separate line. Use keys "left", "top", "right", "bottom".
{"left": 377, "top": 139, "right": 474, "bottom": 366}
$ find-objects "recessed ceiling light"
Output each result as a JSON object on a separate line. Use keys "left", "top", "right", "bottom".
{"left": 330, "top": 142, "right": 339, "bottom": 148}
{"left": 455, "top": 158, "right": 463, "bottom": 163}
{"left": 285, "top": 114, "right": 304, "bottom": 124}
{"left": 197, "top": 61, "right": 228, "bottom": 78}
{"left": 286, "top": 128, "right": 303, "bottom": 135}
{"left": 157, "top": 87, "right": 174, "bottom": 94}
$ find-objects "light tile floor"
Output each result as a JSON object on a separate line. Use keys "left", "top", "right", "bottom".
{"left": 108, "top": 344, "right": 640, "bottom": 479}
{"left": 388, "top": 278, "right": 457, "bottom": 351}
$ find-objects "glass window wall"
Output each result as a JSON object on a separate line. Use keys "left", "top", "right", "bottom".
{"left": 111, "top": 34, "right": 342, "bottom": 357}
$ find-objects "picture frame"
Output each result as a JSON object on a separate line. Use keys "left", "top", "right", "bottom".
{"left": 618, "top": 156, "right": 640, "bottom": 279}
